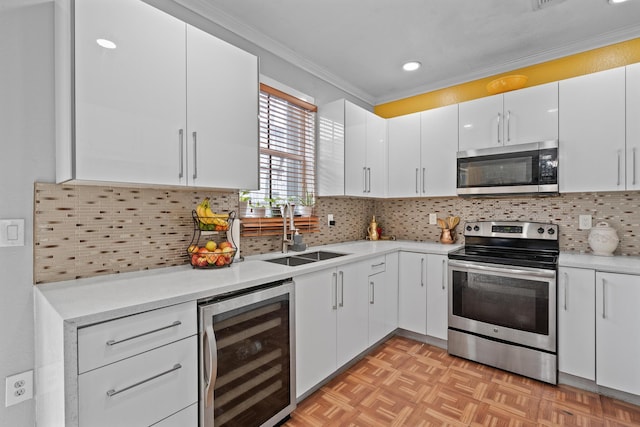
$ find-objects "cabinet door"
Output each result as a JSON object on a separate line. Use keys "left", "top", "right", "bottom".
{"left": 503, "top": 82, "right": 558, "bottom": 145}
{"left": 596, "top": 272, "right": 640, "bottom": 395}
{"left": 627, "top": 63, "right": 640, "bottom": 191}
{"left": 365, "top": 111, "right": 387, "bottom": 197}
{"left": 368, "top": 271, "right": 387, "bottom": 345}
{"left": 74, "top": 0, "right": 186, "bottom": 185}
{"left": 336, "top": 262, "right": 369, "bottom": 367}
{"left": 426, "top": 254, "right": 448, "bottom": 341}
{"left": 421, "top": 105, "right": 458, "bottom": 197}
{"left": 387, "top": 113, "right": 421, "bottom": 197}
{"left": 317, "top": 100, "right": 346, "bottom": 196}
{"left": 294, "top": 269, "right": 337, "bottom": 397}
{"left": 398, "top": 252, "right": 427, "bottom": 335}
{"left": 458, "top": 94, "right": 503, "bottom": 151}
{"left": 344, "top": 101, "right": 367, "bottom": 196}
{"left": 186, "top": 25, "right": 258, "bottom": 190}
{"left": 557, "top": 267, "right": 595, "bottom": 380}
{"left": 384, "top": 252, "right": 399, "bottom": 336}
{"left": 559, "top": 67, "right": 626, "bottom": 192}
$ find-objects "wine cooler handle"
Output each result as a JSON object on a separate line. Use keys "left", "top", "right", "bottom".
{"left": 203, "top": 324, "right": 217, "bottom": 408}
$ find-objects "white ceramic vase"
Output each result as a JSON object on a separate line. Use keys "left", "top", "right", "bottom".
{"left": 588, "top": 221, "right": 619, "bottom": 256}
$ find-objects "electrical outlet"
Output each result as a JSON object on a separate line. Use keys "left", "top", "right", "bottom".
{"left": 579, "top": 215, "right": 592, "bottom": 230}
{"left": 327, "top": 214, "right": 335, "bottom": 226}
{"left": 5, "top": 370, "right": 33, "bottom": 407}
{"left": 428, "top": 213, "right": 437, "bottom": 225}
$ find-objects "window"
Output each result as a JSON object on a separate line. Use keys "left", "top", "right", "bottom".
{"left": 243, "top": 83, "right": 317, "bottom": 209}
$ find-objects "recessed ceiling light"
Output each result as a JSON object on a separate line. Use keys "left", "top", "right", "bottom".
{"left": 402, "top": 61, "right": 421, "bottom": 72}
{"left": 608, "top": 0, "right": 629, "bottom": 4}
{"left": 96, "top": 38, "right": 117, "bottom": 49}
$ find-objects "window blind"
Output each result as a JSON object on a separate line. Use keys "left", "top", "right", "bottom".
{"left": 251, "top": 84, "right": 317, "bottom": 207}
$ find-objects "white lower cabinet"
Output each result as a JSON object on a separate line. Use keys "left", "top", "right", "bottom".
{"left": 152, "top": 404, "right": 197, "bottom": 426}
{"left": 76, "top": 301, "right": 197, "bottom": 427}
{"left": 295, "top": 261, "right": 368, "bottom": 397}
{"left": 426, "top": 254, "right": 448, "bottom": 341}
{"left": 557, "top": 267, "right": 596, "bottom": 380}
{"left": 596, "top": 271, "right": 640, "bottom": 395}
{"left": 398, "top": 252, "right": 427, "bottom": 335}
{"left": 367, "top": 254, "right": 399, "bottom": 345}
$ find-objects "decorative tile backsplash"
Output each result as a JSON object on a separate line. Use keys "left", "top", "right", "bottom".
{"left": 34, "top": 182, "right": 639, "bottom": 284}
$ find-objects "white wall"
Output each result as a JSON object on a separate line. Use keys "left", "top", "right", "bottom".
{"left": 0, "top": 1, "right": 56, "bottom": 426}
{"left": 0, "top": 1, "right": 359, "bottom": 425}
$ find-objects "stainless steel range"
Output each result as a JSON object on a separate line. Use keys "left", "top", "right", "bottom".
{"left": 447, "top": 221, "right": 559, "bottom": 384}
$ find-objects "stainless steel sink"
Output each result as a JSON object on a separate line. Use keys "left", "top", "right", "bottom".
{"left": 296, "top": 251, "right": 347, "bottom": 261}
{"left": 263, "top": 251, "right": 348, "bottom": 267}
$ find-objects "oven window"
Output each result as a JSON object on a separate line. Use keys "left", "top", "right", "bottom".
{"left": 212, "top": 294, "right": 291, "bottom": 426}
{"left": 458, "top": 151, "right": 538, "bottom": 188}
{"left": 452, "top": 270, "right": 549, "bottom": 335}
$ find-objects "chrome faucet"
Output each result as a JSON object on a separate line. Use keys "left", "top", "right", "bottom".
{"left": 282, "top": 202, "right": 297, "bottom": 253}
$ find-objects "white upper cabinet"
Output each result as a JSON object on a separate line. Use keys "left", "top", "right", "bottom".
{"left": 626, "top": 62, "right": 640, "bottom": 191}
{"left": 421, "top": 104, "right": 458, "bottom": 197}
{"left": 559, "top": 67, "right": 626, "bottom": 193}
{"left": 387, "top": 105, "right": 457, "bottom": 198}
{"left": 387, "top": 112, "right": 421, "bottom": 197}
{"left": 72, "top": 0, "right": 187, "bottom": 186}
{"left": 318, "top": 100, "right": 386, "bottom": 197}
{"left": 458, "top": 82, "right": 558, "bottom": 151}
{"left": 58, "top": 0, "right": 258, "bottom": 189}
{"left": 185, "top": 25, "right": 258, "bottom": 189}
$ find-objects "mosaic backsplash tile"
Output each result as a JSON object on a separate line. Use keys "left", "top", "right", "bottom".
{"left": 34, "top": 182, "right": 639, "bottom": 284}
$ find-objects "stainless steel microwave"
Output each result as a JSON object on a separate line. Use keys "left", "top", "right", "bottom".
{"left": 456, "top": 140, "right": 558, "bottom": 196}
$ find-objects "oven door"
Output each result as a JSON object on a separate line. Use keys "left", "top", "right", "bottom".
{"left": 448, "top": 260, "right": 556, "bottom": 352}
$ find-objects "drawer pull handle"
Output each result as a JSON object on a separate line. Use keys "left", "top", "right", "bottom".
{"left": 371, "top": 262, "right": 385, "bottom": 268}
{"left": 106, "top": 321, "right": 182, "bottom": 346}
{"left": 106, "top": 363, "right": 182, "bottom": 397}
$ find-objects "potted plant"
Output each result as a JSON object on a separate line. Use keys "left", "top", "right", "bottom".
{"left": 296, "top": 191, "right": 314, "bottom": 216}
{"left": 264, "top": 197, "right": 282, "bottom": 217}
{"left": 239, "top": 191, "right": 251, "bottom": 217}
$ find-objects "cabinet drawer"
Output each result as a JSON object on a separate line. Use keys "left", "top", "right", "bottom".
{"left": 78, "top": 301, "right": 196, "bottom": 374}
{"left": 152, "top": 403, "right": 197, "bottom": 427}
{"left": 367, "top": 256, "right": 386, "bottom": 275}
{"left": 79, "top": 336, "right": 197, "bottom": 427}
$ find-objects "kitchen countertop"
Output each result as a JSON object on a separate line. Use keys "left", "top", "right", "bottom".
{"left": 559, "top": 251, "right": 640, "bottom": 275}
{"left": 34, "top": 240, "right": 460, "bottom": 327}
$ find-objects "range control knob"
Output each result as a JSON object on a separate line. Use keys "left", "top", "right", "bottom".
{"left": 537, "top": 227, "right": 545, "bottom": 234}
{"left": 466, "top": 225, "right": 472, "bottom": 231}
{"left": 548, "top": 228, "right": 555, "bottom": 235}
{"left": 473, "top": 225, "right": 480, "bottom": 231}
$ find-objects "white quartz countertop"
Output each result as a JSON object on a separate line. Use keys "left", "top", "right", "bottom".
{"left": 559, "top": 251, "right": 640, "bottom": 275}
{"left": 35, "top": 240, "right": 460, "bottom": 326}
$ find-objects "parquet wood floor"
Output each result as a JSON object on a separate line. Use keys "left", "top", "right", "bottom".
{"left": 285, "top": 336, "right": 640, "bottom": 426}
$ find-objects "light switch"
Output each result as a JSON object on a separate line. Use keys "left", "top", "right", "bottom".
{"left": 0, "top": 219, "right": 24, "bottom": 247}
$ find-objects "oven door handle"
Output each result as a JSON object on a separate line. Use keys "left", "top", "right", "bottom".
{"left": 448, "top": 259, "right": 556, "bottom": 279}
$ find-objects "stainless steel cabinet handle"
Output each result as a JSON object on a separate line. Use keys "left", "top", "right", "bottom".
{"left": 497, "top": 112, "right": 501, "bottom": 144}
{"left": 506, "top": 110, "right": 511, "bottom": 142}
{"left": 633, "top": 147, "right": 637, "bottom": 186}
{"left": 338, "top": 271, "right": 344, "bottom": 307}
{"left": 370, "top": 281, "right": 375, "bottom": 304}
{"left": 106, "top": 321, "right": 182, "bottom": 346}
{"left": 332, "top": 272, "right": 338, "bottom": 310}
{"left": 371, "top": 262, "right": 385, "bottom": 268}
{"left": 616, "top": 150, "right": 621, "bottom": 186}
{"left": 422, "top": 167, "right": 426, "bottom": 194}
{"left": 367, "top": 167, "right": 372, "bottom": 193}
{"left": 602, "top": 278, "right": 606, "bottom": 319}
{"left": 415, "top": 168, "right": 419, "bottom": 194}
{"left": 203, "top": 324, "right": 216, "bottom": 407}
{"left": 106, "top": 363, "right": 182, "bottom": 397}
{"left": 363, "top": 167, "right": 367, "bottom": 193}
{"left": 563, "top": 272, "right": 568, "bottom": 311}
{"left": 178, "top": 129, "right": 184, "bottom": 179}
{"left": 192, "top": 131, "right": 198, "bottom": 180}
{"left": 420, "top": 258, "right": 425, "bottom": 287}
{"left": 441, "top": 258, "right": 446, "bottom": 290}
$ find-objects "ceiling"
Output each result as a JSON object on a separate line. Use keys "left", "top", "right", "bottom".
{"left": 181, "top": 0, "right": 640, "bottom": 105}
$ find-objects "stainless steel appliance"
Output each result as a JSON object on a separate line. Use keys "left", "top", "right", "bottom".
{"left": 198, "top": 280, "right": 295, "bottom": 427}
{"left": 447, "top": 221, "right": 559, "bottom": 384}
{"left": 456, "top": 140, "right": 558, "bottom": 196}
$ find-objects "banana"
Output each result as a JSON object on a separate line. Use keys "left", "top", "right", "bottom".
{"left": 195, "top": 198, "right": 229, "bottom": 227}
